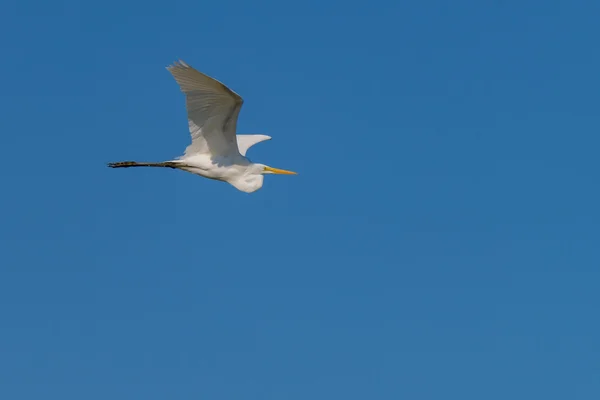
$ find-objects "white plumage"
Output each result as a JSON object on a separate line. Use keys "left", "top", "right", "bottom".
{"left": 109, "top": 60, "right": 296, "bottom": 193}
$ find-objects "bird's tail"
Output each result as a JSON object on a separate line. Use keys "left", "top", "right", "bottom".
{"left": 107, "top": 161, "right": 180, "bottom": 169}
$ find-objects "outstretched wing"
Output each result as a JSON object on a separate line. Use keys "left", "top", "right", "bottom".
{"left": 236, "top": 134, "right": 272, "bottom": 156}
{"left": 167, "top": 60, "right": 243, "bottom": 157}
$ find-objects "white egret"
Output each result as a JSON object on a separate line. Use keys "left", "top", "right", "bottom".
{"left": 108, "top": 60, "right": 296, "bottom": 193}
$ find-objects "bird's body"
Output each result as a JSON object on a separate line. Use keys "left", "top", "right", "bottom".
{"left": 109, "top": 60, "right": 296, "bottom": 193}
{"left": 176, "top": 152, "right": 263, "bottom": 193}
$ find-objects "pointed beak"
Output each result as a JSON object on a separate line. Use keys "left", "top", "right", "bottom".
{"left": 263, "top": 166, "right": 297, "bottom": 175}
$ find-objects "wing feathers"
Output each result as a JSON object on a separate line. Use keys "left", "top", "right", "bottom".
{"left": 167, "top": 60, "right": 243, "bottom": 157}
{"left": 236, "top": 134, "right": 272, "bottom": 156}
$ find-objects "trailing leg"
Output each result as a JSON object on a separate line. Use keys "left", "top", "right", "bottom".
{"left": 107, "top": 161, "right": 181, "bottom": 169}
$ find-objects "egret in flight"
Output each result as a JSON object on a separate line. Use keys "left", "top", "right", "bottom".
{"left": 108, "top": 60, "right": 296, "bottom": 193}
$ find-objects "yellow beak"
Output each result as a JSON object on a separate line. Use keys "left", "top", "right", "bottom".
{"left": 264, "top": 166, "right": 297, "bottom": 175}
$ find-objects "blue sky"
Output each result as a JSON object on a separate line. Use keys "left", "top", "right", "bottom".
{"left": 1, "top": 0, "right": 599, "bottom": 398}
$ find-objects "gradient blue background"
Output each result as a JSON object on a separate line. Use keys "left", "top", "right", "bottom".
{"left": 1, "top": 0, "right": 599, "bottom": 398}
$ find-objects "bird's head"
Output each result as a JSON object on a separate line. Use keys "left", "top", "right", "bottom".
{"left": 231, "top": 163, "right": 297, "bottom": 193}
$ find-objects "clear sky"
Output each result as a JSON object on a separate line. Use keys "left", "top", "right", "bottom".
{"left": 1, "top": 0, "right": 599, "bottom": 398}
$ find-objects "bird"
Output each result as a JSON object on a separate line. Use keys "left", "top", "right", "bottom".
{"left": 108, "top": 60, "right": 296, "bottom": 193}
